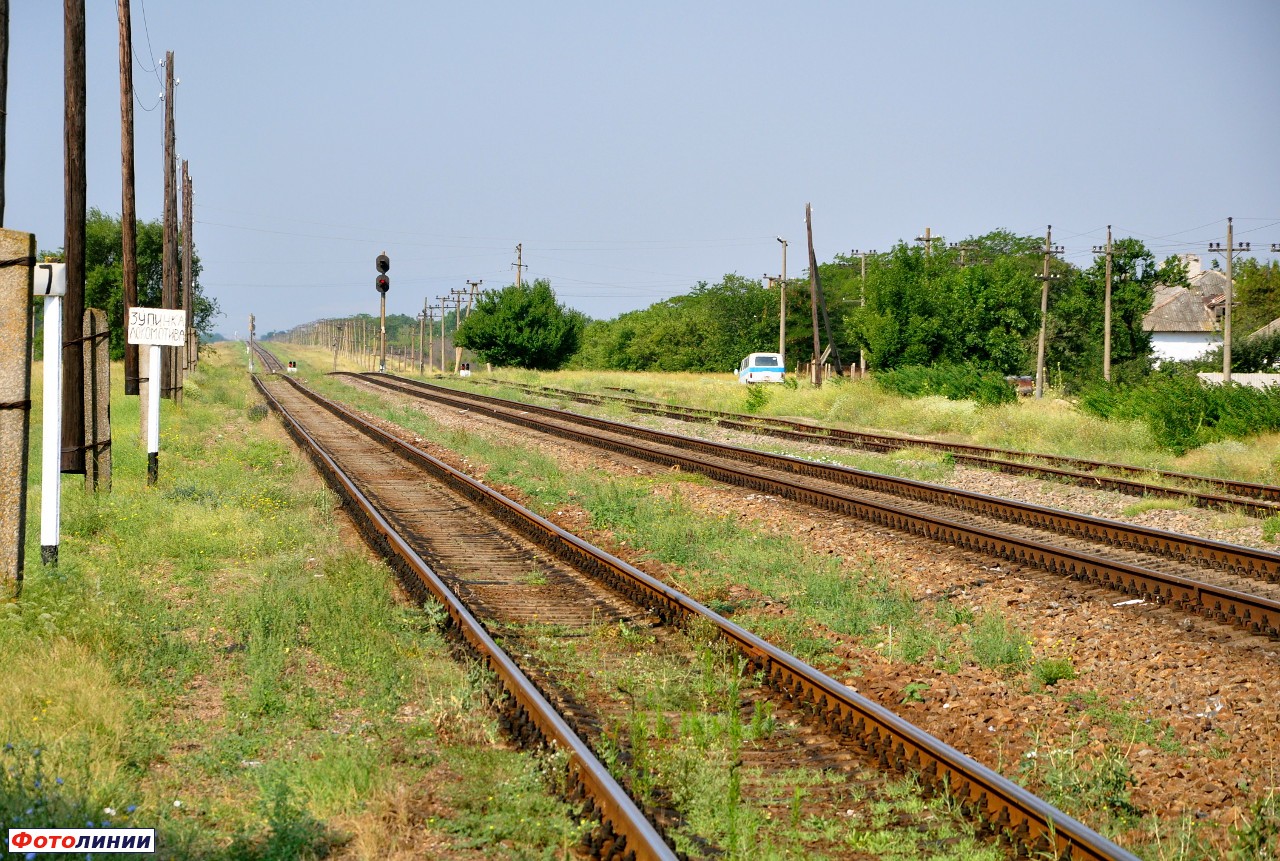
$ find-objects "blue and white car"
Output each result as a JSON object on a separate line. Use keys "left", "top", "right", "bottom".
{"left": 737, "top": 352, "right": 785, "bottom": 384}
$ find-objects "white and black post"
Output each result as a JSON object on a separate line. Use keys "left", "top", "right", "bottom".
{"left": 127, "top": 307, "right": 186, "bottom": 486}
{"left": 34, "top": 263, "right": 67, "bottom": 565}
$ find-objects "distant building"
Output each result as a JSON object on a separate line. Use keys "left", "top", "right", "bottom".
{"left": 1143, "top": 254, "right": 1225, "bottom": 363}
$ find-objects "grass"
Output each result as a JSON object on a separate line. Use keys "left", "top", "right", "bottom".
{"left": 2, "top": 345, "right": 586, "bottom": 858}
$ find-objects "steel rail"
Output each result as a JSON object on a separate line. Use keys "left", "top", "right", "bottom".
{"left": 348, "top": 373, "right": 1280, "bottom": 639}
{"left": 494, "top": 380, "right": 1280, "bottom": 515}
{"left": 359, "top": 374, "right": 1280, "bottom": 585}
{"left": 252, "top": 342, "right": 285, "bottom": 374}
{"left": 265, "top": 371, "right": 1139, "bottom": 861}
{"left": 252, "top": 372, "right": 676, "bottom": 861}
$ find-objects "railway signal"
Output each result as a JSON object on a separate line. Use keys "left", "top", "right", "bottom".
{"left": 374, "top": 252, "right": 390, "bottom": 372}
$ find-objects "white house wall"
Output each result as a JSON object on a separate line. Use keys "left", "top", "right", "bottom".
{"left": 1151, "top": 332, "right": 1221, "bottom": 364}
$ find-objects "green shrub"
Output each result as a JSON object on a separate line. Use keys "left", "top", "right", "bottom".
{"left": 1033, "top": 657, "right": 1077, "bottom": 687}
{"left": 743, "top": 383, "right": 770, "bottom": 413}
{"left": 875, "top": 363, "right": 1016, "bottom": 407}
{"left": 1079, "top": 373, "right": 1280, "bottom": 454}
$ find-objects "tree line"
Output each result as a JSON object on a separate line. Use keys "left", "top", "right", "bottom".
{"left": 276, "top": 228, "right": 1280, "bottom": 383}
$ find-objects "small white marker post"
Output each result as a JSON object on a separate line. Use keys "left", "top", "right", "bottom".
{"left": 34, "top": 263, "right": 67, "bottom": 565}
{"left": 127, "top": 307, "right": 186, "bottom": 486}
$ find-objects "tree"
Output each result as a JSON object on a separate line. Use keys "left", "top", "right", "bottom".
{"left": 843, "top": 231, "right": 1042, "bottom": 374}
{"left": 1233, "top": 258, "right": 1280, "bottom": 335}
{"left": 41, "top": 207, "right": 218, "bottom": 359}
{"left": 455, "top": 280, "right": 584, "bottom": 369}
{"left": 571, "top": 274, "right": 781, "bottom": 372}
{"left": 1051, "top": 237, "right": 1156, "bottom": 383}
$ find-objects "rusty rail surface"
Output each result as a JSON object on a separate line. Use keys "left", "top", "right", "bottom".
{"left": 490, "top": 380, "right": 1280, "bottom": 517}
{"left": 259, "top": 368, "right": 1139, "bottom": 861}
{"left": 347, "top": 373, "right": 1280, "bottom": 640}
{"left": 252, "top": 370, "right": 676, "bottom": 861}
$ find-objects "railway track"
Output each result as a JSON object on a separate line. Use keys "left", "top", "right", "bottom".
{"left": 342, "top": 372, "right": 1280, "bottom": 642}
{"left": 248, "top": 349, "right": 1137, "bottom": 860}
{"left": 477, "top": 379, "right": 1280, "bottom": 519}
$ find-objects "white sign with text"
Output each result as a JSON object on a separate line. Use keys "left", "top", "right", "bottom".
{"left": 127, "top": 307, "right": 187, "bottom": 347}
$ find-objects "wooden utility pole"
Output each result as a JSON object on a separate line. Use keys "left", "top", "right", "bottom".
{"left": 803, "top": 204, "right": 841, "bottom": 382}
{"left": 1034, "top": 226, "right": 1064, "bottom": 399}
{"left": 117, "top": 0, "right": 139, "bottom": 393}
{"left": 513, "top": 243, "right": 525, "bottom": 287}
{"left": 161, "top": 51, "right": 178, "bottom": 398}
{"left": 181, "top": 160, "right": 194, "bottom": 369}
{"left": 805, "top": 204, "right": 822, "bottom": 386}
{"left": 1, "top": 0, "right": 9, "bottom": 224}
{"left": 62, "top": 0, "right": 87, "bottom": 474}
{"left": 1093, "top": 226, "right": 1114, "bottom": 382}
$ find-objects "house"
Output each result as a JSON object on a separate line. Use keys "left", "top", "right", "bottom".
{"left": 1142, "top": 254, "right": 1224, "bottom": 363}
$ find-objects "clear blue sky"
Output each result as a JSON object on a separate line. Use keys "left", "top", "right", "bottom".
{"left": 7, "top": 1, "right": 1280, "bottom": 336}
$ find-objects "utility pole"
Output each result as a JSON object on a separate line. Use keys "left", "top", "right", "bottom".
{"left": 805, "top": 205, "right": 822, "bottom": 386}
{"left": 466, "top": 279, "right": 482, "bottom": 316}
{"left": 0, "top": 0, "right": 8, "bottom": 224}
{"left": 161, "top": 50, "right": 179, "bottom": 400}
{"left": 1209, "top": 217, "right": 1249, "bottom": 383}
{"left": 852, "top": 249, "right": 876, "bottom": 377}
{"left": 62, "top": 0, "right": 87, "bottom": 474}
{"left": 436, "top": 295, "right": 450, "bottom": 371}
{"left": 181, "top": 160, "right": 193, "bottom": 370}
{"left": 948, "top": 242, "right": 977, "bottom": 266}
{"left": 775, "top": 237, "right": 787, "bottom": 364}
{"left": 915, "top": 227, "right": 941, "bottom": 257}
{"left": 418, "top": 298, "right": 427, "bottom": 373}
{"left": 513, "top": 243, "right": 526, "bottom": 288}
{"left": 1092, "top": 226, "right": 1114, "bottom": 382}
{"left": 451, "top": 288, "right": 469, "bottom": 372}
{"left": 117, "top": 0, "right": 139, "bottom": 394}
{"left": 1034, "top": 225, "right": 1064, "bottom": 399}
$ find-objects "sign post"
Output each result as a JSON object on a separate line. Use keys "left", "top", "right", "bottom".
{"left": 34, "top": 263, "right": 67, "bottom": 564}
{"left": 128, "top": 307, "right": 186, "bottom": 485}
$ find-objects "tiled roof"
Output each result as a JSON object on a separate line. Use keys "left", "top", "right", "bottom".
{"left": 1143, "top": 286, "right": 1217, "bottom": 333}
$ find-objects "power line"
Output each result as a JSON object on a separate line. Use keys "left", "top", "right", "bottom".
{"left": 134, "top": 0, "right": 164, "bottom": 86}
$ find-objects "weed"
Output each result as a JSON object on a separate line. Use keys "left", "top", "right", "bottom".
{"left": 226, "top": 779, "right": 334, "bottom": 861}
{"left": 967, "top": 610, "right": 1032, "bottom": 673}
{"left": 1032, "top": 657, "right": 1077, "bottom": 687}
{"left": 900, "top": 681, "right": 929, "bottom": 703}
{"left": 1121, "top": 496, "right": 1191, "bottom": 517}
{"left": 1230, "top": 790, "right": 1280, "bottom": 861}
{"left": 1261, "top": 516, "right": 1280, "bottom": 543}
{"left": 1020, "top": 736, "right": 1141, "bottom": 828}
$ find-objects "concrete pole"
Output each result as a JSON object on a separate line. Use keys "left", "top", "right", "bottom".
{"left": 1034, "top": 226, "right": 1052, "bottom": 399}
{"left": 1103, "top": 225, "right": 1113, "bottom": 383}
{"left": 1224, "top": 218, "right": 1234, "bottom": 383}
{"left": 0, "top": 229, "right": 35, "bottom": 590}
{"left": 777, "top": 237, "right": 787, "bottom": 366}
